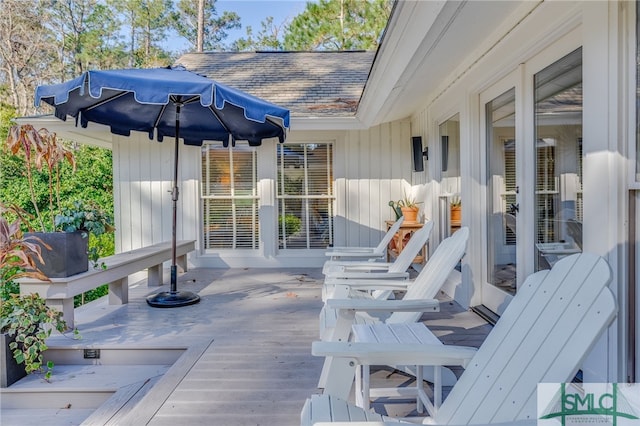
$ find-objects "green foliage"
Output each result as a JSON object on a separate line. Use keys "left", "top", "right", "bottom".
{"left": 0, "top": 293, "right": 79, "bottom": 380}
{"left": 0, "top": 276, "right": 20, "bottom": 301}
{"left": 283, "top": 0, "right": 392, "bottom": 51}
{"left": 74, "top": 284, "right": 108, "bottom": 308}
{"left": 279, "top": 214, "right": 302, "bottom": 238}
{"left": 171, "top": 0, "right": 240, "bottom": 51}
{"left": 232, "top": 17, "right": 284, "bottom": 51}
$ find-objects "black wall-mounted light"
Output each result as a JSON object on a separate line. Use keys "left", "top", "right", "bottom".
{"left": 412, "top": 136, "right": 428, "bottom": 172}
{"left": 441, "top": 135, "right": 449, "bottom": 172}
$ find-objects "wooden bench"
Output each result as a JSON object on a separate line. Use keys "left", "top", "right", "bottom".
{"left": 18, "top": 240, "right": 196, "bottom": 328}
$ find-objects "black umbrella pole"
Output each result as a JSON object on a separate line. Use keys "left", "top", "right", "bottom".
{"left": 147, "top": 103, "right": 200, "bottom": 308}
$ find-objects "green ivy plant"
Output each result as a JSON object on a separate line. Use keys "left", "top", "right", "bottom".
{"left": 0, "top": 293, "right": 77, "bottom": 380}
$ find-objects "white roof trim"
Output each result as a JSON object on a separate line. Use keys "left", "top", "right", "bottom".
{"left": 14, "top": 114, "right": 364, "bottom": 148}
{"left": 15, "top": 115, "right": 113, "bottom": 149}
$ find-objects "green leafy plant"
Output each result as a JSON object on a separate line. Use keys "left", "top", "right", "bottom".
{"left": 278, "top": 214, "right": 302, "bottom": 238}
{"left": 397, "top": 191, "right": 422, "bottom": 209}
{"left": 55, "top": 200, "right": 115, "bottom": 269}
{"left": 450, "top": 196, "right": 461, "bottom": 207}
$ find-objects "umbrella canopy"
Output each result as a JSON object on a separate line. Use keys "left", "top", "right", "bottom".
{"left": 35, "top": 66, "right": 290, "bottom": 307}
{"left": 35, "top": 66, "right": 289, "bottom": 146}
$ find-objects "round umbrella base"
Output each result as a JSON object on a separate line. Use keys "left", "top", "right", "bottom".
{"left": 146, "top": 291, "right": 200, "bottom": 308}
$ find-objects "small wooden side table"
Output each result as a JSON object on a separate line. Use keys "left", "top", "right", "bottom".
{"left": 385, "top": 220, "right": 426, "bottom": 264}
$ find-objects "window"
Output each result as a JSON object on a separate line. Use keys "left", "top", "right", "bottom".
{"left": 277, "top": 143, "right": 334, "bottom": 249}
{"left": 201, "top": 144, "right": 259, "bottom": 249}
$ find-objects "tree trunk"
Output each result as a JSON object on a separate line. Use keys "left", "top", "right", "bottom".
{"left": 197, "top": 0, "right": 205, "bottom": 52}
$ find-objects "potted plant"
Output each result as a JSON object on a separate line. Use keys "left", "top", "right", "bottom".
{"left": 450, "top": 196, "right": 462, "bottom": 224}
{"left": 6, "top": 124, "right": 114, "bottom": 276}
{"left": 0, "top": 203, "right": 77, "bottom": 387}
{"left": 394, "top": 192, "right": 423, "bottom": 223}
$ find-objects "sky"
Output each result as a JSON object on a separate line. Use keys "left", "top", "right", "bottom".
{"left": 169, "top": 0, "right": 309, "bottom": 51}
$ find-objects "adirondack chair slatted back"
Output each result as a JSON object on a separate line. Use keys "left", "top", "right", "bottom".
{"left": 387, "top": 221, "right": 433, "bottom": 273}
{"left": 386, "top": 227, "right": 469, "bottom": 325}
{"left": 435, "top": 253, "right": 616, "bottom": 424}
{"left": 375, "top": 217, "right": 405, "bottom": 253}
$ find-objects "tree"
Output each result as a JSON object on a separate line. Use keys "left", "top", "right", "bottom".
{"left": 47, "top": 0, "right": 128, "bottom": 78}
{"left": 0, "top": 0, "right": 60, "bottom": 116}
{"left": 283, "top": 0, "right": 392, "bottom": 51}
{"left": 109, "top": 0, "right": 174, "bottom": 67}
{"left": 171, "top": 0, "right": 240, "bottom": 52}
{"left": 232, "top": 17, "right": 284, "bottom": 52}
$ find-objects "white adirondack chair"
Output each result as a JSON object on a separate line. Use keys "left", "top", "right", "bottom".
{"left": 303, "top": 252, "right": 617, "bottom": 426}
{"left": 322, "top": 221, "right": 434, "bottom": 301}
{"left": 318, "top": 228, "right": 469, "bottom": 391}
{"left": 324, "top": 217, "right": 405, "bottom": 261}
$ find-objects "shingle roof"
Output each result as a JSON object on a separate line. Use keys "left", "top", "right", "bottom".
{"left": 176, "top": 51, "right": 376, "bottom": 117}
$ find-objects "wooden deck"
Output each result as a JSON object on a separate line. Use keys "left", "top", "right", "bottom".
{"left": 0, "top": 267, "right": 491, "bottom": 425}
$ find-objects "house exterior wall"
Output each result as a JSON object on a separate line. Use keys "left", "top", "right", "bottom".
{"left": 403, "top": 0, "right": 632, "bottom": 383}
{"left": 112, "top": 120, "right": 415, "bottom": 269}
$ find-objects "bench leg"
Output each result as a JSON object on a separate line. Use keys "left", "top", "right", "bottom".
{"left": 147, "top": 265, "right": 163, "bottom": 287}
{"left": 109, "top": 277, "right": 128, "bottom": 305}
{"left": 177, "top": 253, "right": 188, "bottom": 272}
{"left": 47, "top": 298, "right": 75, "bottom": 330}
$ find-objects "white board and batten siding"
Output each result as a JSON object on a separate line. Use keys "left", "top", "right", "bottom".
{"left": 334, "top": 120, "right": 416, "bottom": 250}
{"left": 113, "top": 132, "right": 200, "bottom": 280}
{"left": 112, "top": 121, "right": 420, "bottom": 269}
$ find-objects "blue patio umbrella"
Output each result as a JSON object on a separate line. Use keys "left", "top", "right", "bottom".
{"left": 35, "top": 66, "right": 290, "bottom": 307}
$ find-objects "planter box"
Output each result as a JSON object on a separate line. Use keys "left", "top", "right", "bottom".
{"left": 1, "top": 333, "right": 26, "bottom": 388}
{"left": 26, "top": 231, "right": 89, "bottom": 278}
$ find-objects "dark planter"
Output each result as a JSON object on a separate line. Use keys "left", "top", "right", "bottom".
{"left": 26, "top": 231, "right": 89, "bottom": 278}
{"left": 0, "top": 333, "right": 26, "bottom": 388}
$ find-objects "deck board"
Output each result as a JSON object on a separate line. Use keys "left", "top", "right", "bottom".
{"left": 1, "top": 267, "right": 490, "bottom": 425}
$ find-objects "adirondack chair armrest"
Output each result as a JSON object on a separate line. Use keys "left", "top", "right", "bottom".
{"left": 327, "top": 279, "right": 412, "bottom": 291}
{"left": 326, "top": 298, "right": 440, "bottom": 313}
{"left": 327, "top": 245, "right": 377, "bottom": 251}
{"left": 326, "top": 261, "right": 394, "bottom": 269}
{"left": 311, "top": 342, "right": 477, "bottom": 368}
{"left": 325, "top": 271, "right": 410, "bottom": 281}
{"left": 325, "top": 247, "right": 382, "bottom": 256}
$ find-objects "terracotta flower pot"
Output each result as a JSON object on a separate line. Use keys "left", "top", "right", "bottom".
{"left": 450, "top": 206, "right": 461, "bottom": 224}
{"left": 400, "top": 206, "right": 419, "bottom": 223}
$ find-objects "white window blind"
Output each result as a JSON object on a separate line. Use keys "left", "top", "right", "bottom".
{"left": 502, "top": 139, "right": 517, "bottom": 245}
{"left": 535, "top": 140, "right": 557, "bottom": 243}
{"left": 201, "top": 144, "right": 259, "bottom": 249}
{"left": 276, "top": 143, "right": 334, "bottom": 249}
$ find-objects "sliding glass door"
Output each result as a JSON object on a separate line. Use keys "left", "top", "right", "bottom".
{"left": 533, "top": 48, "right": 583, "bottom": 271}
